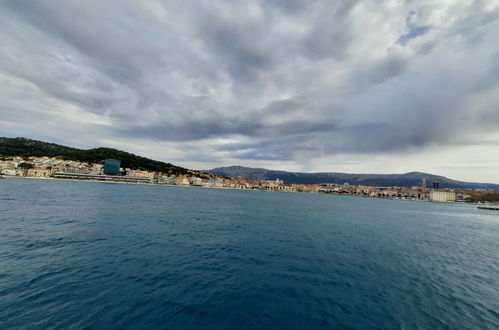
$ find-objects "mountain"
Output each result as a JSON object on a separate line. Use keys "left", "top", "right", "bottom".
{"left": 206, "top": 166, "right": 499, "bottom": 189}
{"left": 0, "top": 137, "right": 187, "bottom": 174}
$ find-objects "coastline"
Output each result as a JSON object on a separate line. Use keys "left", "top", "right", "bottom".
{"left": 3, "top": 176, "right": 247, "bottom": 191}
{"left": 3, "top": 176, "right": 481, "bottom": 205}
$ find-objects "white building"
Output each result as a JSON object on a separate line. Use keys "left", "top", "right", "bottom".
{"left": 158, "top": 175, "right": 176, "bottom": 185}
{"left": 1, "top": 169, "right": 19, "bottom": 176}
{"left": 266, "top": 178, "right": 284, "bottom": 185}
{"left": 430, "top": 190, "right": 456, "bottom": 202}
{"left": 276, "top": 185, "right": 295, "bottom": 192}
{"left": 53, "top": 167, "right": 91, "bottom": 175}
{"left": 190, "top": 177, "right": 202, "bottom": 186}
{"left": 27, "top": 168, "right": 52, "bottom": 178}
{"left": 206, "top": 178, "right": 224, "bottom": 188}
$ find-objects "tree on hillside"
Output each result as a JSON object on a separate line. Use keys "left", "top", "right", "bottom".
{"left": 18, "top": 162, "right": 33, "bottom": 169}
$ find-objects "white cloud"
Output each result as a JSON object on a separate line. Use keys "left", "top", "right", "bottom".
{"left": 1, "top": 0, "right": 498, "bottom": 182}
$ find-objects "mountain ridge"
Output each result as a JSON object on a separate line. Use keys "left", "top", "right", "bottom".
{"left": 206, "top": 165, "right": 499, "bottom": 189}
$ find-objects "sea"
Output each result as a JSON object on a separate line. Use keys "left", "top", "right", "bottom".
{"left": 0, "top": 178, "right": 498, "bottom": 329}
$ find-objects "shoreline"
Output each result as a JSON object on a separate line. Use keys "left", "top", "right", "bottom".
{"left": 2, "top": 176, "right": 483, "bottom": 205}
{"left": 2, "top": 175, "right": 253, "bottom": 191}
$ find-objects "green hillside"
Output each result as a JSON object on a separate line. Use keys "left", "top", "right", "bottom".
{"left": 0, "top": 137, "right": 187, "bottom": 174}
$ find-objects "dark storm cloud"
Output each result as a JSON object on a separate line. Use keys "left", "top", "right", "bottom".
{"left": 1, "top": 0, "right": 498, "bottom": 167}
{"left": 195, "top": 12, "right": 273, "bottom": 82}
{"left": 218, "top": 118, "right": 444, "bottom": 161}
{"left": 1, "top": 61, "right": 115, "bottom": 112}
{"left": 119, "top": 116, "right": 338, "bottom": 142}
{"left": 263, "top": 0, "right": 318, "bottom": 15}
{"left": 365, "top": 55, "right": 408, "bottom": 85}
{"left": 2, "top": 1, "right": 145, "bottom": 83}
{"left": 301, "top": 1, "right": 360, "bottom": 61}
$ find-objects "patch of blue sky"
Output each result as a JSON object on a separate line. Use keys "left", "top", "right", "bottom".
{"left": 397, "top": 26, "right": 431, "bottom": 45}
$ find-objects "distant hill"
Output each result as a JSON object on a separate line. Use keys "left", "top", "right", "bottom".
{"left": 206, "top": 165, "right": 499, "bottom": 189}
{"left": 0, "top": 137, "right": 187, "bottom": 174}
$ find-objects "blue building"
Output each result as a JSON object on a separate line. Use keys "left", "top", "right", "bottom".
{"left": 103, "top": 159, "right": 121, "bottom": 176}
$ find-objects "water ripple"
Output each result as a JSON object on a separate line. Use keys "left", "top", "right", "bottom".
{"left": 0, "top": 178, "right": 498, "bottom": 329}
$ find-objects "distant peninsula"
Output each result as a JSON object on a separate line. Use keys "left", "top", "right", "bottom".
{"left": 0, "top": 137, "right": 187, "bottom": 175}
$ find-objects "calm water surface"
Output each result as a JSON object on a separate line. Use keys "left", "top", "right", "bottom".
{"left": 1, "top": 178, "right": 498, "bottom": 329}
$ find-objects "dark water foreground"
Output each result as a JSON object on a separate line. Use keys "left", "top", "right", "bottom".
{"left": 1, "top": 178, "right": 498, "bottom": 329}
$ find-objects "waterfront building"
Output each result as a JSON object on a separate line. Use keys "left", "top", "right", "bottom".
{"left": 206, "top": 177, "right": 224, "bottom": 188}
{"left": 176, "top": 175, "right": 190, "bottom": 185}
{"left": 52, "top": 167, "right": 91, "bottom": 175}
{"left": 190, "top": 177, "right": 203, "bottom": 186}
{"left": 52, "top": 172, "right": 151, "bottom": 183}
{"left": 261, "top": 178, "right": 285, "bottom": 190}
{"left": 456, "top": 192, "right": 471, "bottom": 202}
{"left": 91, "top": 164, "right": 103, "bottom": 174}
{"left": 397, "top": 188, "right": 423, "bottom": 200}
{"left": 0, "top": 169, "right": 20, "bottom": 176}
{"left": 27, "top": 167, "right": 51, "bottom": 178}
{"left": 126, "top": 170, "right": 154, "bottom": 179}
{"left": 430, "top": 190, "right": 456, "bottom": 202}
{"left": 103, "top": 159, "right": 120, "bottom": 176}
{"left": 379, "top": 190, "right": 398, "bottom": 198}
{"left": 158, "top": 175, "right": 176, "bottom": 185}
{"left": 264, "top": 178, "right": 284, "bottom": 185}
{"left": 277, "top": 185, "right": 295, "bottom": 192}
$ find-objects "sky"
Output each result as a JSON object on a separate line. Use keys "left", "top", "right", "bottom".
{"left": 1, "top": 0, "right": 499, "bottom": 183}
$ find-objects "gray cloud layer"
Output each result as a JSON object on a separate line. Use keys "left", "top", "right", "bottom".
{"left": 1, "top": 0, "right": 499, "bottom": 175}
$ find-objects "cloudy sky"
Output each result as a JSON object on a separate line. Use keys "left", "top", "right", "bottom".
{"left": 1, "top": 1, "right": 499, "bottom": 182}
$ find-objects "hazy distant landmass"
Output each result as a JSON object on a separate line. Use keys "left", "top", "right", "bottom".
{"left": 206, "top": 166, "right": 499, "bottom": 189}
{"left": 0, "top": 137, "right": 187, "bottom": 174}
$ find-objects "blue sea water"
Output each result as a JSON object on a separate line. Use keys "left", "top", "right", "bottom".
{"left": 0, "top": 178, "right": 498, "bottom": 329}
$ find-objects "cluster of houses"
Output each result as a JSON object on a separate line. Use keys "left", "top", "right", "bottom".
{"left": 0, "top": 156, "right": 473, "bottom": 203}
{"left": 0, "top": 157, "right": 101, "bottom": 177}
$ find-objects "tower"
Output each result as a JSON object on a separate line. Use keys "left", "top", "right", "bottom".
{"left": 103, "top": 159, "right": 121, "bottom": 176}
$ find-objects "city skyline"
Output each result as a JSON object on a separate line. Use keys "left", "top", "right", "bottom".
{"left": 1, "top": 1, "right": 499, "bottom": 183}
